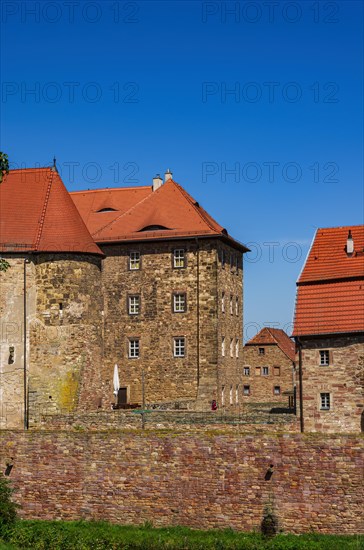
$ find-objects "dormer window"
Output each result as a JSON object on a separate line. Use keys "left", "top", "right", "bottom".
{"left": 139, "top": 225, "right": 170, "bottom": 232}
{"left": 96, "top": 208, "right": 117, "bottom": 213}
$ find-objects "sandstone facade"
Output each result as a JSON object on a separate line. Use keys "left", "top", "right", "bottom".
{"left": 298, "top": 334, "right": 364, "bottom": 433}
{"left": 101, "top": 239, "right": 243, "bottom": 410}
{"left": 242, "top": 343, "right": 295, "bottom": 403}
{"left": 0, "top": 253, "right": 105, "bottom": 428}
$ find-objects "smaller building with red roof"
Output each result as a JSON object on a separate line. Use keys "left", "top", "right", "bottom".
{"left": 242, "top": 328, "right": 296, "bottom": 405}
{"left": 293, "top": 225, "right": 364, "bottom": 433}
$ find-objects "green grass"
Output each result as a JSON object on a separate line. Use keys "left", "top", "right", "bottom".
{"left": 0, "top": 520, "right": 363, "bottom": 549}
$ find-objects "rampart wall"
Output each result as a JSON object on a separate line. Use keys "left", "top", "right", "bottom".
{"left": 0, "top": 430, "right": 362, "bottom": 535}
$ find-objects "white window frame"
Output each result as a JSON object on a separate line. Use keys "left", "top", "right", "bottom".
{"left": 235, "top": 338, "right": 239, "bottom": 358}
{"left": 221, "top": 385, "right": 225, "bottom": 406}
{"left": 128, "top": 338, "right": 140, "bottom": 358}
{"left": 229, "top": 385, "right": 233, "bottom": 405}
{"left": 128, "top": 295, "right": 140, "bottom": 315}
{"left": 235, "top": 297, "right": 239, "bottom": 316}
{"left": 174, "top": 337, "right": 185, "bottom": 357}
{"left": 235, "top": 384, "right": 239, "bottom": 404}
{"left": 262, "top": 366, "right": 269, "bottom": 376}
{"left": 244, "top": 366, "right": 250, "bottom": 376}
{"left": 129, "top": 251, "right": 140, "bottom": 270}
{"left": 274, "top": 386, "right": 281, "bottom": 395}
{"left": 243, "top": 385, "right": 250, "bottom": 396}
{"left": 320, "top": 392, "right": 330, "bottom": 410}
{"left": 319, "top": 350, "right": 330, "bottom": 366}
{"left": 173, "top": 249, "right": 185, "bottom": 268}
{"left": 173, "top": 293, "right": 186, "bottom": 313}
{"left": 259, "top": 347, "right": 265, "bottom": 355}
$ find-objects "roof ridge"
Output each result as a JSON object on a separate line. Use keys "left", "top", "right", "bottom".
{"left": 34, "top": 170, "right": 54, "bottom": 250}
{"left": 91, "top": 186, "right": 155, "bottom": 237}
{"left": 172, "top": 181, "right": 220, "bottom": 233}
{"left": 70, "top": 185, "right": 151, "bottom": 194}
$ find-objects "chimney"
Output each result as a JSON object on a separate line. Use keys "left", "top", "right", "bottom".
{"left": 164, "top": 168, "right": 173, "bottom": 182}
{"left": 152, "top": 174, "right": 163, "bottom": 192}
{"left": 346, "top": 229, "right": 354, "bottom": 256}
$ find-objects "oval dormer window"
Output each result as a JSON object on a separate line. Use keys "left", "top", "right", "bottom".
{"left": 96, "top": 208, "right": 118, "bottom": 213}
{"left": 139, "top": 225, "right": 170, "bottom": 231}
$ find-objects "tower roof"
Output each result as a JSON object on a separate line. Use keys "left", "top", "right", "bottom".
{"left": 0, "top": 168, "right": 102, "bottom": 255}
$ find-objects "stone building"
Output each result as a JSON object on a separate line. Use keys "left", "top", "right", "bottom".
{"left": 242, "top": 328, "right": 295, "bottom": 403}
{"left": 292, "top": 225, "right": 364, "bottom": 433}
{"left": 0, "top": 167, "right": 249, "bottom": 427}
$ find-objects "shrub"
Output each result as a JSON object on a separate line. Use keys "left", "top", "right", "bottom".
{"left": 0, "top": 475, "right": 18, "bottom": 530}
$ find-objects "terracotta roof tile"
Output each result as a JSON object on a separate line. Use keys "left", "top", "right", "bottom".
{"left": 293, "top": 279, "right": 364, "bottom": 336}
{"left": 298, "top": 225, "right": 364, "bottom": 283}
{"left": 245, "top": 327, "right": 295, "bottom": 362}
{"left": 293, "top": 225, "right": 364, "bottom": 336}
{"left": 71, "top": 179, "right": 249, "bottom": 251}
{"left": 0, "top": 169, "right": 102, "bottom": 255}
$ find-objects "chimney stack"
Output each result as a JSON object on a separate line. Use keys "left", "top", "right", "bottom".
{"left": 152, "top": 174, "right": 163, "bottom": 192}
{"left": 164, "top": 168, "right": 173, "bottom": 182}
{"left": 346, "top": 229, "right": 354, "bottom": 256}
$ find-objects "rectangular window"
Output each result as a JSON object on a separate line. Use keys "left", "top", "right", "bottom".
{"left": 243, "top": 385, "right": 250, "bottom": 396}
{"left": 128, "top": 338, "right": 140, "bottom": 358}
{"left": 173, "top": 249, "right": 185, "bottom": 268}
{"left": 221, "top": 249, "right": 225, "bottom": 268}
{"left": 244, "top": 367, "right": 250, "bottom": 376}
{"left": 262, "top": 367, "right": 269, "bottom": 376}
{"left": 259, "top": 347, "right": 265, "bottom": 355}
{"left": 221, "top": 292, "right": 225, "bottom": 313}
{"left": 235, "top": 297, "right": 239, "bottom": 316}
{"left": 255, "top": 366, "right": 261, "bottom": 376}
{"left": 274, "top": 366, "right": 281, "bottom": 376}
{"left": 222, "top": 337, "right": 225, "bottom": 357}
{"left": 235, "top": 256, "right": 239, "bottom": 274}
{"left": 230, "top": 295, "right": 233, "bottom": 315}
{"left": 128, "top": 295, "right": 140, "bottom": 315}
{"left": 319, "top": 350, "right": 330, "bottom": 366}
{"left": 320, "top": 392, "right": 330, "bottom": 410}
{"left": 229, "top": 385, "right": 233, "bottom": 405}
{"left": 129, "top": 251, "right": 140, "bottom": 270}
{"left": 235, "top": 384, "right": 239, "bottom": 404}
{"left": 274, "top": 386, "right": 281, "bottom": 395}
{"left": 235, "top": 338, "right": 239, "bottom": 358}
{"left": 173, "top": 293, "right": 186, "bottom": 313}
{"left": 174, "top": 337, "right": 185, "bottom": 357}
{"left": 230, "top": 338, "right": 234, "bottom": 357}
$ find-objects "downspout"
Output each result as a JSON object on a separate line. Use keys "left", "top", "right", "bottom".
{"left": 296, "top": 337, "right": 304, "bottom": 433}
{"left": 23, "top": 257, "right": 30, "bottom": 430}
{"left": 195, "top": 238, "right": 200, "bottom": 387}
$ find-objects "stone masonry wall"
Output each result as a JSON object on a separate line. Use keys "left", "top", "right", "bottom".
{"left": 300, "top": 334, "right": 364, "bottom": 434}
{"left": 216, "top": 244, "right": 243, "bottom": 410}
{"left": 0, "top": 431, "right": 362, "bottom": 534}
{"left": 101, "top": 239, "right": 237, "bottom": 410}
{"left": 0, "top": 254, "right": 105, "bottom": 429}
{"left": 243, "top": 344, "right": 294, "bottom": 403}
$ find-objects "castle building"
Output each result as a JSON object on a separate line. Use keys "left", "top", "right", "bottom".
{"left": 292, "top": 225, "right": 364, "bottom": 433}
{"left": 242, "top": 328, "right": 296, "bottom": 404}
{"left": 0, "top": 167, "right": 249, "bottom": 428}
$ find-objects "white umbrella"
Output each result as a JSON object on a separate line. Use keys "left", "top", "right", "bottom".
{"left": 113, "top": 364, "right": 120, "bottom": 396}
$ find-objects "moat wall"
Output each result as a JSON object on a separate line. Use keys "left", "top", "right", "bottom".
{"left": 0, "top": 431, "right": 362, "bottom": 535}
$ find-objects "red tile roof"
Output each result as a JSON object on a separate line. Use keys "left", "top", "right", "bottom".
{"left": 71, "top": 180, "right": 249, "bottom": 251}
{"left": 298, "top": 225, "right": 364, "bottom": 283}
{"left": 293, "top": 225, "right": 364, "bottom": 336}
{"left": 245, "top": 327, "right": 296, "bottom": 362}
{"left": 0, "top": 169, "right": 102, "bottom": 255}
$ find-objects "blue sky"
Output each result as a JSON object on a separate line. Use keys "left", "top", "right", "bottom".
{"left": 1, "top": 0, "right": 363, "bottom": 340}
